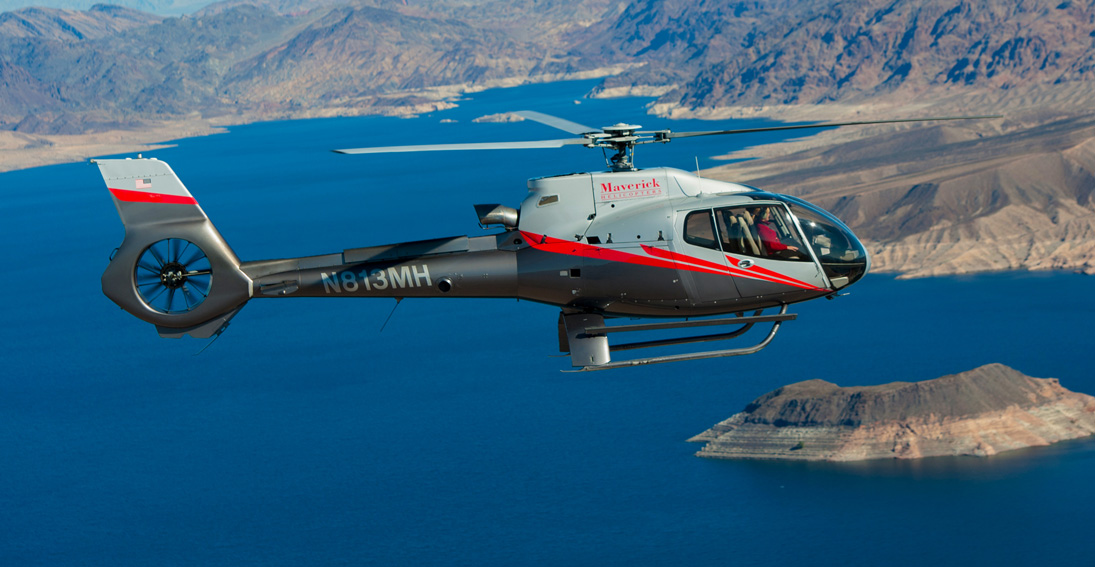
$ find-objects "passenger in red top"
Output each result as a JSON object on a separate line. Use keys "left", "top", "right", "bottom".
{"left": 751, "top": 207, "right": 800, "bottom": 257}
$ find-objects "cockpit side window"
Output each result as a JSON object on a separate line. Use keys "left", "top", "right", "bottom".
{"left": 716, "top": 204, "right": 810, "bottom": 262}
{"left": 683, "top": 210, "right": 718, "bottom": 250}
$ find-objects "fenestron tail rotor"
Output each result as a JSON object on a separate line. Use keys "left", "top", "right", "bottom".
{"left": 333, "top": 112, "right": 1001, "bottom": 171}
{"left": 135, "top": 238, "right": 213, "bottom": 314}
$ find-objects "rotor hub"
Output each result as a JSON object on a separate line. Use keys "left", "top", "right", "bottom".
{"left": 602, "top": 123, "right": 641, "bottom": 135}
{"left": 160, "top": 262, "right": 188, "bottom": 289}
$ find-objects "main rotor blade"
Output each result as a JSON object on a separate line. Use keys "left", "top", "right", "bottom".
{"left": 659, "top": 115, "right": 1002, "bottom": 140}
{"left": 333, "top": 138, "right": 589, "bottom": 154}
{"left": 513, "top": 111, "right": 597, "bottom": 135}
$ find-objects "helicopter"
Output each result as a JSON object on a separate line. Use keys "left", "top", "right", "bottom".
{"left": 96, "top": 111, "right": 993, "bottom": 370}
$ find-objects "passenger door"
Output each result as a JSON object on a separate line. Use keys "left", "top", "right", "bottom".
{"left": 670, "top": 208, "right": 741, "bottom": 306}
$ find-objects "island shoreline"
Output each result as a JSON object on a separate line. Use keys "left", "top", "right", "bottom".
{"left": 690, "top": 364, "right": 1095, "bottom": 462}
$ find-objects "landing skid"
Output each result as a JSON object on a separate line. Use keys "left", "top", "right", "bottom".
{"left": 559, "top": 306, "right": 794, "bottom": 371}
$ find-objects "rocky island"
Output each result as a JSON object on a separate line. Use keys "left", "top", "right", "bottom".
{"left": 690, "top": 364, "right": 1095, "bottom": 461}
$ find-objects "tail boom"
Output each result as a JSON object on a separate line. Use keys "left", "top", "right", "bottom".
{"left": 244, "top": 235, "right": 520, "bottom": 299}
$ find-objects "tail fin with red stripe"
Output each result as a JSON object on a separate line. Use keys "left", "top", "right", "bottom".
{"left": 97, "top": 157, "right": 251, "bottom": 338}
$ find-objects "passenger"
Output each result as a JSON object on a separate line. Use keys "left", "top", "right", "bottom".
{"left": 751, "top": 207, "right": 800, "bottom": 258}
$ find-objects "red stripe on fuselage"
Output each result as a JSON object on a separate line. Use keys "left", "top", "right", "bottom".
{"left": 641, "top": 244, "right": 822, "bottom": 291}
{"left": 521, "top": 231, "right": 729, "bottom": 277}
{"left": 723, "top": 255, "right": 824, "bottom": 290}
{"left": 640, "top": 244, "right": 732, "bottom": 273}
{"left": 109, "top": 188, "right": 197, "bottom": 205}
{"left": 521, "top": 231, "right": 827, "bottom": 291}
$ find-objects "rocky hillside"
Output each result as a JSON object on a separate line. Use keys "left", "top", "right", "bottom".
{"left": 0, "top": 3, "right": 159, "bottom": 38}
{"left": 0, "top": 0, "right": 614, "bottom": 135}
{"left": 0, "top": 0, "right": 211, "bottom": 15}
{"left": 641, "top": 0, "right": 1095, "bottom": 115}
{"left": 0, "top": 3, "right": 301, "bottom": 132}
{"left": 9, "top": 0, "right": 1095, "bottom": 136}
{"left": 577, "top": 0, "right": 812, "bottom": 97}
{"left": 218, "top": 4, "right": 594, "bottom": 113}
{"left": 690, "top": 363, "right": 1095, "bottom": 461}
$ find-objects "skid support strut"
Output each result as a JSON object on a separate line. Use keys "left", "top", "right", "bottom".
{"left": 559, "top": 305, "right": 795, "bottom": 371}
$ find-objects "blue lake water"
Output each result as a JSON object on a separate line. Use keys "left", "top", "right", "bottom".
{"left": 1, "top": 79, "right": 1093, "bottom": 565}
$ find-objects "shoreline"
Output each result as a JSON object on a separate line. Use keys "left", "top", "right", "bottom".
{"left": 690, "top": 364, "right": 1095, "bottom": 462}
{"left": 0, "top": 119, "right": 231, "bottom": 173}
{"left": 0, "top": 66, "right": 640, "bottom": 174}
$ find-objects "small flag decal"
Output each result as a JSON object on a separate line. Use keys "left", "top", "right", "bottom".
{"left": 136, "top": 178, "right": 152, "bottom": 189}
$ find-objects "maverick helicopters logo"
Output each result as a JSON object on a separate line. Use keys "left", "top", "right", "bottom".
{"left": 598, "top": 177, "right": 664, "bottom": 201}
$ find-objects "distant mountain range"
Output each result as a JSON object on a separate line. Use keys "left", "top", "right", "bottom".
{"left": 0, "top": 0, "right": 211, "bottom": 15}
{"left": 0, "top": 0, "right": 618, "bottom": 133}
{"left": 4, "top": 0, "right": 1094, "bottom": 136}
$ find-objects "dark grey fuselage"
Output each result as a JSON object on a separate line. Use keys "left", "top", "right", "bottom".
{"left": 244, "top": 232, "right": 829, "bottom": 318}
{"left": 97, "top": 158, "right": 867, "bottom": 347}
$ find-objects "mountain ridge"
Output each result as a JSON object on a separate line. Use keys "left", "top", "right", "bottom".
{"left": 5, "top": 0, "right": 1095, "bottom": 135}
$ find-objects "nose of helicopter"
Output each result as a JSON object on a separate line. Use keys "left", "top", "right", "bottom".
{"left": 822, "top": 227, "right": 870, "bottom": 289}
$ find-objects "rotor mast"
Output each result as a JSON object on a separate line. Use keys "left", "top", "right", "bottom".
{"left": 586, "top": 123, "right": 664, "bottom": 171}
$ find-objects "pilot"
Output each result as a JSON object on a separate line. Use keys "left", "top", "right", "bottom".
{"left": 750, "top": 206, "right": 800, "bottom": 258}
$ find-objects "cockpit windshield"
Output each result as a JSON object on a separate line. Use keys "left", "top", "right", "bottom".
{"left": 772, "top": 194, "right": 870, "bottom": 286}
